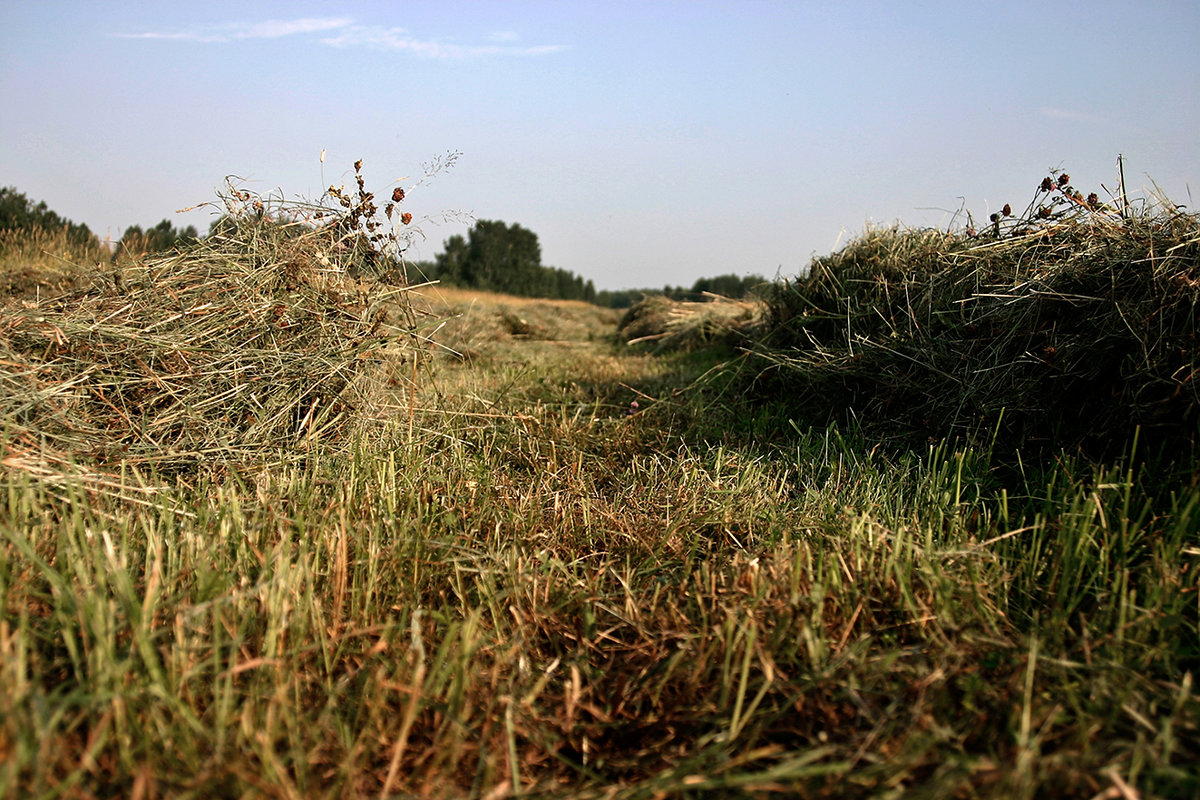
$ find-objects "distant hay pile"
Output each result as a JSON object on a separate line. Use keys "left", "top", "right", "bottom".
{"left": 1, "top": 185, "right": 425, "bottom": 481}
{"left": 620, "top": 293, "right": 765, "bottom": 352}
{"left": 755, "top": 172, "right": 1200, "bottom": 461}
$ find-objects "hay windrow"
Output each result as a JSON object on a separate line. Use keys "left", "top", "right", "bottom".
{"left": 755, "top": 181, "right": 1200, "bottom": 462}
{"left": 1, "top": 202, "right": 426, "bottom": 480}
{"left": 619, "top": 292, "right": 765, "bottom": 351}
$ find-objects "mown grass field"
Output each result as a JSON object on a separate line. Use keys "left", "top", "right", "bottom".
{"left": 2, "top": 192, "right": 1198, "bottom": 798}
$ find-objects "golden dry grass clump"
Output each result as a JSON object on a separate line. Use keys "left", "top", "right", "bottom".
{"left": 619, "top": 292, "right": 765, "bottom": 352}
{"left": 0, "top": 191, "right": 424, "bottom": 480}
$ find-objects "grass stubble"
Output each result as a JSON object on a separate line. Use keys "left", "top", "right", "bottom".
{"left": 1, "top": 167, "right": 1198, "bottom": 798}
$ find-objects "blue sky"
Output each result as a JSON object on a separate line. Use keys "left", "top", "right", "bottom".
{"left": 2, "top": 1, "right": 1197, "bottom": 290}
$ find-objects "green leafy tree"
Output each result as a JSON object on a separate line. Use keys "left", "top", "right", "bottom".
{"left": 116, "top": 219, "right": 199, "bottom": 259}
{"left": 461, "top": 220, "right": 541, "bottom": 294}
{"left": 433, "top": 234, "right": 469, "bottom": 286}
{"left": 0, "top": 186, "right": 100, "bottom": 249}
{"left": 595, "top": 289, "right": 643, "bottom": 309}
{"left": 691, "top": 273, "right": 767, "bottom": 299}
{"left": 429, "top": 220, "right": 599, "bottom": 301}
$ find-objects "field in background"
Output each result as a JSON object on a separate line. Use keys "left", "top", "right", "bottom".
{"left": 410, "top": 283, "right": 621, "bottom": 361}
{"left": 0, "top": 226, "right": 110, "bottom": 299}
{"left": 1, "top": 185, "right": 1198, "bottom": 798}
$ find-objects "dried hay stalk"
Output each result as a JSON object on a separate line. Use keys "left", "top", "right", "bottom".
{"left": 1, "top": 192, "right": 428, "bottom": 482}
{"left": 757, "top": 173, "right": 1200, "bottom": 459}
{"left": 620, "top": 292, "right": 765, "bottom": 351}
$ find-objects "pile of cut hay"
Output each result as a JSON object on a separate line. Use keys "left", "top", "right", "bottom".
{"left": 1, "top": 194, "right": 426, "bottom": 483}
{"left": 619, "top": 293, "right": 765, "bottom": 352}
{"left": 755, "top": 175, "right": 1200, "bottom": 462}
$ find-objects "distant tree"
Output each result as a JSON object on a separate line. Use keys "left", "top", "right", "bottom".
{"left": 0, "top": 186, "right": 100, "bottom": 249}
{"left": 592, "top": 272, "right": 771, "bottom": 308}
{"left": 428, "top": 220, "right": 598, "bottom": 301}
{"left": 461, "top": 220, "right": 541, "bottom": 294}
{"left": 115, "top": 218, "right": 199, "bottom": 259}
{"left": 433, "top": 234, "right": 469, "bottom": 286}
{"left": 594, "top": 289, "right": 649, "bottom": 309}
{"left": 402, "top": 259, "right": 438, "bottom": 284}
{"left": 690, "top": 273, "right": 767, "bottom": 299}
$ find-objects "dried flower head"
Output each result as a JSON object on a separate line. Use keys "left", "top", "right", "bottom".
{"left": 1040, "top": 177, "right": 1054, "bottom": 192}
{"left": 401, "top": 212, "right": 413, "bottom": 225}
{"left": 392, "top": 187, "right": 405, "bottom": 203}
{"left": 1057, "top": 173, "right": 1070, "bottom": 187}
{"left": 1086, "top": 192, "right": 1099, "bottom": 208}
{"left": 1002, "top": 203, "right": 1012, "bottom": 217}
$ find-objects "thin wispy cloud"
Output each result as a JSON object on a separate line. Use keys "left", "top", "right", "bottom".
{"left": 239, "top": 18, "right": 355, "bottom": 39}
{"left": 114, "top": 17, "right": 354, "bottom": 44}
{"left": 114, "top": 18, "right": 566, "bottom": 59}
{"left": 320, "top": 26, "right": 568, "bottom": 58}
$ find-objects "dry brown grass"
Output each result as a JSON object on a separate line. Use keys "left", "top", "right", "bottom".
{"left": 755, "top": 173, "right": 1200, "bottom": 462}
{"left": 409, "top": 283, "right": 621, "bottom": 363}
{"left": 0, "top": 226, "right": 110, "bottom": 300}
{"left": 618, "top": 292, "right": 766, "bottom": 352}
{"left": 0, "top": 186, "right": 429, "bottom": 484}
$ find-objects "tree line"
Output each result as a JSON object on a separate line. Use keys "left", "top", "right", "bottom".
{"left": 3, "top": 187, "right": 770, "bottom": 307}
{"left": 415, "top": 218, "right": 769, "bottom": 308}
{"left": 412, "top": 219, "right": 597, "bottom": 302}
{"left": 597, "top": 273, "right": 770, "bottom": 309}
{"left": 1, "top": 186, "right": 199, "bottom": 260}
